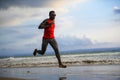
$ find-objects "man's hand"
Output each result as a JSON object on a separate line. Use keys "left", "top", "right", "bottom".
{"left": 38, "top": 19, "right": 48, "bottom": 29}
{"left": 38, "top": 19, "right": 54, "bottom": 29}
{"left": 47, "top": 21, "right": 54, "bottom": 25}
{"left": 44, "top": 21, "right": 54, "bottom": 28}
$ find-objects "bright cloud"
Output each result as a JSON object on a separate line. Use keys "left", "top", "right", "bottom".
{"left": 52, "top": 0, "right": 86, "bottom": 8}
{"left": 0, "top": 0, "right": 86, "bottom": 27}
{"left": 0, "top": 7, "right": 48, "bottom": 27}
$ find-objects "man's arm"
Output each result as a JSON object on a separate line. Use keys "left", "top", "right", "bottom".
{"left": 38, "top": 19, "right": 54, "bottom": 29}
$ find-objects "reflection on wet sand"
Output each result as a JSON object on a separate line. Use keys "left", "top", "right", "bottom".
{"left": 59, "top": 77, "right": 67, "bottom": 80}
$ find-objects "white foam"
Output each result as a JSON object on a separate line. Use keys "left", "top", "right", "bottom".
{"left": 0, "top": 52, "right": 120, "bottom": 67}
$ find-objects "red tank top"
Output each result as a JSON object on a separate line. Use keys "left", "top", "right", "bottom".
{"left": 43, "top": 19, "right": 55, "bottom": 39}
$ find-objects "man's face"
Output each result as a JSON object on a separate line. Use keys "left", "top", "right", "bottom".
{"left": 50, "top": 12, "right": 56, "bottom": 20}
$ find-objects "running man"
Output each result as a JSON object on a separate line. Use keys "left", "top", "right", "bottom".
{"left": 33, "top": 11, "right": 66, "bottom": 68}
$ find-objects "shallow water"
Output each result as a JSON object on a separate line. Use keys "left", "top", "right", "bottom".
{"left": 0, "top": 65, "right": 120, "bottom": 80}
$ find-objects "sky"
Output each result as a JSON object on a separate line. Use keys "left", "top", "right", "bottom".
{"left": 0, "top": 0, "right": 120, "bottom": 56}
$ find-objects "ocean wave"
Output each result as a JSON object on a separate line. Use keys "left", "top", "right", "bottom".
{"left": 0, "top": 52, "right": 120, "bottom": 68}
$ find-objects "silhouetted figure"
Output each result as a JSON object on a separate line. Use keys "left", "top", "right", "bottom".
{"left": 33, "top": 11, "right": 66, "bottom": 68}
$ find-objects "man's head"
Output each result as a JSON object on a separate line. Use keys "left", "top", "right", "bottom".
{"left": 49, "top": 11, "right": 56, "bottom": 20}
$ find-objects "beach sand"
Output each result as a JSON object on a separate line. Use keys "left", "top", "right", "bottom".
{"left": 0, "top": 77, "right": 26, "bottom": 80}
{"left": 0, "top": 65, "right": 120, "bottom": 80}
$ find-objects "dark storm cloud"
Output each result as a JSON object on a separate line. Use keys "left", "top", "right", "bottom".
{"left": 0, "top": 0, "right": 53, "bottom": 9}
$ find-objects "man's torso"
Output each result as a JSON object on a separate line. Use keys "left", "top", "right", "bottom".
{"left": 43, "top": 19, "right": 55, "bottom": 39}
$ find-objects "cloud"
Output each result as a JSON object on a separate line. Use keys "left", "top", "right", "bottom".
{"left": 52, "top": 0, "right": 86, "bottom": 8}
{"left": 56, "top": 16, "right": 75, "bottom": 31}
{"left": 56, "top": 36, "right": 93, "bottom": 50}
{"left": 1, "top": 33, "right": 119, "bottom": 56}
{"left": 0, "top": 7, "right": 49, "bottom": 27}
{"left": 113, "top": 6, "right": 120, "bottom": 25}
{"left": 0, "top": 0, "right": 86, "bottom": 27}
{"left": 0, "top": 4, "right": 68, "bottom": 27}
{"left": 0, "top": 7, "right": 69, "bottom": 27}
{"left": 113, "top": 6, "right": 120, "bottom": 14}
{"left": 0, "top": 0, "right": 86, "bottom": 9}
{"left": 0, "top": 0, "right": 52, "bottom": 9}
{"left": 56, "top": 36, "right": 120, "bottom": 51}
{"left": 0, "top": 34, "right": 94, "bottom": 54}
{"left": 0, "top": 25, "right": 42, "bottom": 51}
{"left": 0, "top": 0, "right": 51, "bottom": 27}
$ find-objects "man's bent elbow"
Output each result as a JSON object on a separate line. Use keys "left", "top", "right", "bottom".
{"left": 38, "top": 27, "right": 43, "bottom": 29}
{"left": 38, "top": 26, "right": 44, "bottom": 29}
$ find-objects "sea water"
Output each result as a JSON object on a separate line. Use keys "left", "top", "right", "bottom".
{"left": 0, "top": 52, "right": 120, "bottom": 67}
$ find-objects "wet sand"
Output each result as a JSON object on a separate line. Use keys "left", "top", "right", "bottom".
{"left": 0, "top": 64, "right": 120, "bottom": 80}
{"left": 0, "top": 77, "right": 26, "bottom": 80}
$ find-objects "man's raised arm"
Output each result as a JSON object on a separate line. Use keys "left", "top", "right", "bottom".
{"left": 38, "top": 19, "right": 54, "bottom": 29}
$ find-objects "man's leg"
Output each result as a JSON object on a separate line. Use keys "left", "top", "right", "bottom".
{"left": 37, "top": 38, "right": 48, "bottom": 55}
{"left": 49, "top": 39, "right": 66, "bottom": 68}
{"left": 33, "top": 38, "right": 48, "bottom": 56}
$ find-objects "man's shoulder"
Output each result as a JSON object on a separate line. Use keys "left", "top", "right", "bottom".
{"left": 43, "top": 18, "right": 49, "bottom": 22}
